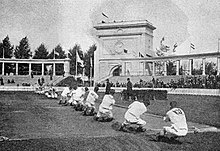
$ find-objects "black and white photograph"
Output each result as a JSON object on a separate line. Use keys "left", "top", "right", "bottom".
{"left": 0, "top": 0, "right": 219, "bottom": 150}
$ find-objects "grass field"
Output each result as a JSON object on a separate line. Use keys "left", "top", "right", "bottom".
{"left": 0, "top": 91, "right": 220, "bottom": 151}
{"left": 96, "top": 91, "right": 220, "bottom": 127}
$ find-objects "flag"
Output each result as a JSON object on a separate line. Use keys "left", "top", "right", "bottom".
{"left": 66, "top": 51, "right": 70, "bottom": 58}
{"left": 46, "top": 65, "right": 52, "bottom": 75}
{"left": 139, "top": 52, "right": 144, "bottom": 57}
{"left": 54, "top": 51, "right": 59, "bottom": 55}
{"left": 76, "top": 51, "right": 84, "bottom": 67}
{"left": 190, "top": 43, "right": 195, "bottom": 50}
{"left": 53, "top": 50, "right": 59, "bottom": 59}
{"left": 146, "top": 54, "right": 152, "bottom": 57}
{"left": 90, "top": 56, "right": 93, "bottom": 68}
{"left": 124, "top": 49, "right": 128, "bottom": 53}
{"left": 173, "top": 43, "right": 178, "bottom": 52}
{"left": 160, "top": 37, "right": 165, "bottom": 44}
{"left": 102, "top": 12, "right": 109, "bottom": 18}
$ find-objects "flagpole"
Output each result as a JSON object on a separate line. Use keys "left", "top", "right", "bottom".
{"left": 189, "top": 37, "right": 192, "bottom": 54}
{"left": 2, "top": 47, "right": 4, "bottom": 59}
{"left": 53, "top": 50, "right": 55, "bottom": 59}
{"left": 190, "top": 41, "right": 192, "bottom": 54}
{"left": 90, "top": 56, "right": 92, "bottom": 87}
{"left": 76, "top": 51, "right": 77, "bottom": 76}
{"left": 218, "top": 38, "right": 220, "bottom": 53}
{"left": 189, "top": 44, "right": 191, "bottom": 54}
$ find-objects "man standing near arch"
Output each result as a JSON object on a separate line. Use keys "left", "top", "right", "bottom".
{"left": 105, "top": 79, "right": 111, "bottom": 94}
{"left": 126, "top": 78, "right": 133, "bottom": 101}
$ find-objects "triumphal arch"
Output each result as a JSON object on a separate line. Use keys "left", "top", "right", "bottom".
{"left": 94, "top": 20, "right": 156, "bottom": 82}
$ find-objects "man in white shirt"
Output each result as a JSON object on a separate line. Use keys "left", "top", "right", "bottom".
{"left": 69, "top": 87, "right": 86, "bottom": 110}
{"left": 121, "top": 99, "right": 150, "bottom": 132}
{"left": 95, "top": 89, "right": 115, "bottom": 122}
{"left": 63, "top": 86, "right": 77, "bottom": 106}
{"left": 59, "top": 86, "right": 72, "bottom": 104}
{"left": 157, "top": 101, "right": 188, "bottom": 141}
{"left": 83, "top": 86, "right": 99, "bottom": 115}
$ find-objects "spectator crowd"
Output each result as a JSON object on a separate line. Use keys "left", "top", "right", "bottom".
{"left": 97, "top": 75, "right": 220, "bottom": 89}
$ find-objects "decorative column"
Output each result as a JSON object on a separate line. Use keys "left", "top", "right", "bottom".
{"left": 176, "top": 60, "right": 180, "bottom": 75}
{"left": 141, "top": 34, "right": 146, "bottom": 55}
{"left": 142, "top": 62, "right": 145, "bottom": 76}
{"left": 2, "top": 62, "right": 4, "bottom": 75}
{"left": 164, "top": 61, "right": 167, "bottom": 76}
{"left": 29, "top": 63, "right": 32, "bottom": 76}
{"left": 189, "top": 59, "right": 192, "bottom": 75}
{"left": 42, "top": 63, "right": 44, "bottom": 76}
{"left": 64, "top": 59, "right": 70, "bottom": 76}
{"left": 122, "top": 62, "right": 126, "bottom": 76}
{"left": 16, "top": 63, "right": 18, "bottom": 75}
{"left": 217, "top": 57, "right": 220, "bottom": 75}
{"left": 202, "top": 58, "right": 206, "bottom": 75}
{"left": 152, "top": 61, "right": 155, "bottom": 76}
{"left": 53, "top": 63, "right": 56, "bottom": 76}
{"left": 94, "top": 41, "right": 100, "bottom": 84}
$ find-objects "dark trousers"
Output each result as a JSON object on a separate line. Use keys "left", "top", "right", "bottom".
{"left": 126, "top": 90, "right": 134, "bottom": 101}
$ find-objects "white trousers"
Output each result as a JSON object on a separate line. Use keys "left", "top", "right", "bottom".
{"left": 124, "top": 111, "right": 146, "bottom": 126}
{"left": 97, "top": 108, "right": 113, "bottom": 118}
{"left": 163, "top": 125, "right": 188, "bottom": 136}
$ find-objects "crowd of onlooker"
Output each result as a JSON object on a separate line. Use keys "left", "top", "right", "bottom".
{"left": 1, "top": 74, "right": 220, "bottom": 89}
{"left": 0, "top": 76, "right": 46, "bottom": 87}
{"left": 0, "top": 77, "right": 4, "bottom": 85}
{"left": 97, "top": 75, "right": 220, "bottom": 89}
{"left": 0, "top": 77, "right": 33, "bottom": 86}
{"left": 0, "top": 77, "right": 16, "bottom": 85}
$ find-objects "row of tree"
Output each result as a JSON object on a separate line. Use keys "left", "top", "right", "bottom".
{"left": 0, "top": 35, "right": 96, "bottom": 77}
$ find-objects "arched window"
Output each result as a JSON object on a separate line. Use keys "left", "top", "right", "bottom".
{"left": 112, "top": 66, "right": 121, "bottom": 76}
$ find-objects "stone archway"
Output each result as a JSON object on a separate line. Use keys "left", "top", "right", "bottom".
{"left": 94, "top": 20, "right": 156, "bottom": 83}
{"left": 109, "top": 65, "right": 122, "bottom": 76}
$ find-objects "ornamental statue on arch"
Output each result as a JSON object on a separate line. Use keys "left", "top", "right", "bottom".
{"left": 110, "top": 40, "right": 134, "bottom": 56}
{"left": 114, "top": 40, "right": 124, "bottom": 54}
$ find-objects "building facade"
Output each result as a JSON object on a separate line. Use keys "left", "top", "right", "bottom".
{"left": 0, "top": 58, "right": 70, "bottom": 76}
{"left": 94, "top": 20, "right": 156, "bottom": 83}
{"left": 94, "top": 20, "right": 220, "bottom": 83}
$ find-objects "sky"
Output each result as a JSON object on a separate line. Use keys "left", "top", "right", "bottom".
{"left": 0, "top": 0, "right": 219, "bottom": 55}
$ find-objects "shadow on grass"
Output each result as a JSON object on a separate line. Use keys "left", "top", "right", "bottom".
{"left": 148, "top": 135, "right": 194, "bottom": 145}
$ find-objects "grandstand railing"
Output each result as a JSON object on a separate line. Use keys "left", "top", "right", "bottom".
{"left": 1, "top": 85, "right": 219, "bottom": 96}
{"left": 0, "top": 86, "right": 35, "bottom": 91}
{"left": 52, "top": 86, "right": 220, "bottom": 96}
{"left": 96, "top": 87, "right": 220, "bottom": 96}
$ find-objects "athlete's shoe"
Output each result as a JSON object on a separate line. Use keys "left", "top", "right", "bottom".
{"left": 156, "top": 135, "right": 165, "bottom": 142}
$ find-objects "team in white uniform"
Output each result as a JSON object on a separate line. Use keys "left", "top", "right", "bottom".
{"left": 123, "top": 100, "right": 149, "bottom": 127}
{"left": 84, "top": 87, "right": 99, "bottom": 111}
{"left": 59, "top": 86, "right": 72, "bottom": 104}
{"left": 95, "top": 89, "right": 115, "bottom": 121}
{"left": 68, "top": 86, "right": 86, "bottom": 107}
{"left": 158, "top": 101, "right": 188, "bottom": 140}
{"left": 53, "top": 84, "right": 189, "bottom": 139}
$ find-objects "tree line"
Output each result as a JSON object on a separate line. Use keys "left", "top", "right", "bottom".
{"left": 0, "top": 35, "right": 96, "bottom": 77}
